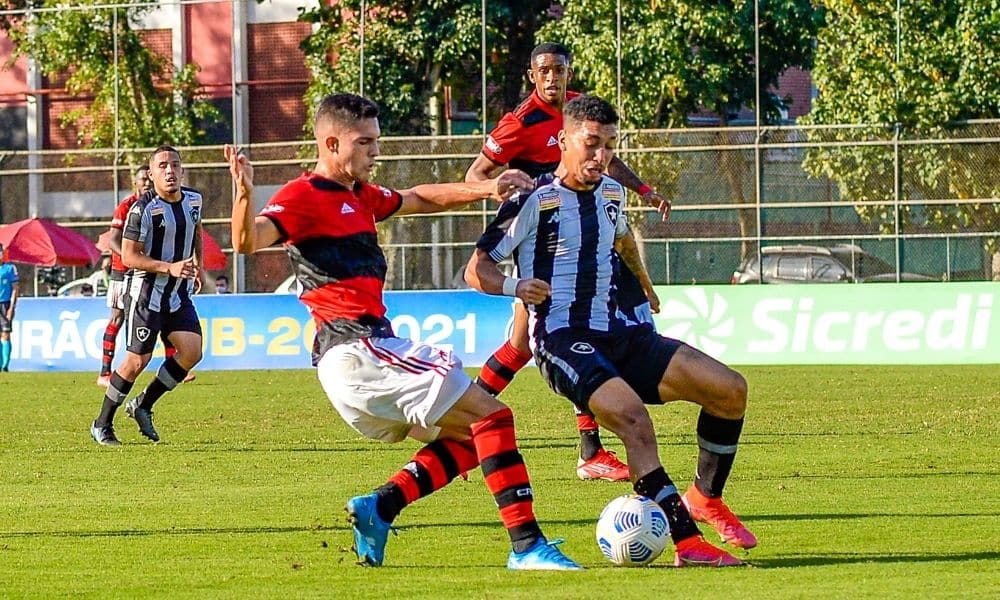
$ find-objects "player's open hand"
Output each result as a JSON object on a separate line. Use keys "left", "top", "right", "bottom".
{"left": 492, "top": 169, "right": 534, "bottom": 201}
{"left": 168, "top": 257, "right": 198, "bottom": 280}
{"left": 515, "top": 278, "right": 551, "bottom": 305}
{"left": 224, "top": 144, "right": 254, "bottom": 195}
{"left": 645, "top": 286, "right": 661, "bottom": 314}
{"left": 643, "top": 189, "right": 671, "bottom": 221}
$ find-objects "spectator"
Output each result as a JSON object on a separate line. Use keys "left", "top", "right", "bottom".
{"left": 215, "top": 274, "right": 231, "bottom": 293}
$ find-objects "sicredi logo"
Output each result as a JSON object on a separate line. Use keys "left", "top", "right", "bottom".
{"left": 658, "top": 288, "right": 735, "bottom": 359}
{"left": 656, "top": 289, "right": 995, "bottom": 361}
{"left": 748, "top": 293, "right": 994, "bottom": 354}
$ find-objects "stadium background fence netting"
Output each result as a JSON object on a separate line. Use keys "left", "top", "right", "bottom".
{"left": 0, "top": 1, "right": 997, "bottom": 294}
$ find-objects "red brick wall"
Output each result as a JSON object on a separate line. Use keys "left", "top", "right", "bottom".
{"left": 247, "top": 21, "right": 311, "bottom": 142}
{"left": 776, "top": 67, "right": 814, "bottom": 119}
{"left": 185, "top": 1, "right": 233, "bottom": 97}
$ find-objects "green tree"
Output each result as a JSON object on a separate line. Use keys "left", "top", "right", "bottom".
{"left": 299, "top": 0, "right": 551, "bottom": 136}
{"left": 540, "top": 0, "right": 821, "bottom": 255}
{"left": 1, "top": 0, "right": 220, "bottom": 151}
{"left": 802, "top": 0, "right": 1000, "bottom": 278}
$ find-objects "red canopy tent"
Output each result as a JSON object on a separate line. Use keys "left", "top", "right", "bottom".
{"left": 97, "top": 228, "right": 227, "bottom": 271}
{"left": 0, "top": 218, "right": 101, "bottom": 267}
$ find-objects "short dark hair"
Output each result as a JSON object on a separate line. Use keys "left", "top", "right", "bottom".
{"left": 215, "top": 274, "right": 229, "bottom": 283}
{"left": 314, "top": 93, "right": 380, "bottom": 129}
{"left": 134, "top": 164, "right": 150, "bottom": 176}
{"left": 149, "top": 145, "right": 180, "bottom": 163}
{"left": 530, "top": 42, "right": 572, "bottom": 64}
{"left": 563, "top": 94, "right": 619, "bottom": 126}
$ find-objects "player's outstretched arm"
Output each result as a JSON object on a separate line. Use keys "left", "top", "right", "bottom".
{"left": 607, "top": 156, "right": 672, "bottom": 221}
{"left": 464, "top": 153, "right": 502, "bottom": 182}
{"left": 615, "top": 229, "right": 660, "bottom": 313}
{"left": 465, "top": 249, "right": 551, "bottom": 305}
{"left": 225, "top": 145, "right": 281, "bottom": 254}
{"left": 396, "top": 169, "right": 533, "bottom": 216}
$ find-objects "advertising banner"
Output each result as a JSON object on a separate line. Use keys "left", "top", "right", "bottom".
{"left": 653, "top": 282, "right": 998, "bottom": 365}
{"left": 7, "top": 290, "right": 515, "bottom": 373}
{"left": 5, "top": 282, "right": 997, "bottom": 372}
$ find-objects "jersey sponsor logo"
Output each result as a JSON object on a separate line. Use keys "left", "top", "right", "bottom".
{"left": 538, "top": 190, "right": 561, "bottom": 211}
{"left": 601, "top": 183, "right": 623, "bottom": 202}
{"left": 485, "top": 135, "right": 503, "bottom": 154}
{"left": 188, "top": 197, "right": 202, "bottom": 208}
{"left": 136, "top": 327, "right": 151, "bottom": 343}
{"left": 604, "top": 203, "right": 620, "bottom": 225}
{"left": 547, "top": 212, "right": 560, "bottom": 224}
{"left": 150, "top": 206, "right": 165, "bottom": 216}
{"left": 261, "top": 204, "right": 284, "bottom": 214}
{"left": 376, "top": 185, "right": 392, "bottom": 197}
{"left": 546, "top": 135, "right": 558, "bottom": 147}
{"left": 341, "top": 203, "right": 356, "bottom": 214}
{"left": 571, "top": 342, "right": 595, "bottom": 354}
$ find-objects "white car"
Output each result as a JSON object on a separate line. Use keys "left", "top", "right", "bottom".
{"left": 57, "top": 277, "right": 100, "bottom": 297}
{"left": 274, "top": 274, "right": 300, "bottom": 295}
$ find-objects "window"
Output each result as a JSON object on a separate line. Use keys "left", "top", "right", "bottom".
{"left": 775, "top": 256, "right": 808, "bottom": 280}
{"left": 811, "top": 257, "right": 847, "bottom": 281}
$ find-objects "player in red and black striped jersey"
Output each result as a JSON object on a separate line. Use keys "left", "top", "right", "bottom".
{"left": 226, "top": 93, "right": 581, "bottom": 570}
{"left": 466, "top": 42, "right": 669, "bottom": 482}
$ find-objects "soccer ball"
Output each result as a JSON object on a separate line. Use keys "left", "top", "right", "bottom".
{"left": 595, "top": 494, "right": 669, "bottom": 566}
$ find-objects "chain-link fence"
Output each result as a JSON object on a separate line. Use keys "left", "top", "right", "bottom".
{"left": 3, "top": 122, "right": 997, "bottom": 295}
{"left": 0, "top": 1, "right": 997, "bottom": 294}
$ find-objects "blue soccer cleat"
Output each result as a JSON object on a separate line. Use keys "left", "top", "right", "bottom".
{"left": 345, "top": 494, "right": 393, "bottom": 566}
{"left": 507, "top": 536, "right": 584, "bottom": 571}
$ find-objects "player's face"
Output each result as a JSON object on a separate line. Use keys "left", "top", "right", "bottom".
{"left": 149, "top": 151, "right": 183, "bottom": 197}
{"left": 560, "top": 120, "right": 617, "bottom": 187}
{"left": 528, "top": 53, "right": 572, "bottom": 106}
{"left": 329, "top": 118, "right": 381, "bottom": 183}
{"left": 133, "top": 169, "right": 151, "bottom": 195}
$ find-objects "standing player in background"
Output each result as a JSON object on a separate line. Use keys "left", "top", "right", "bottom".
{"left": 226, "top": 92, "right": 581, "bottom": 570}
{"left": 465, "top": 42, "right": 668, "bottom": 482}
{"left": 0, "top": 243, "right": 18, "bottom": 372}
{"left": 90, "top": 146, "right": 204, "bottom": 446}
{"left": 97, "top": 165, "right": 195, "bottom": 388}
{"left": 467, "top": 95, "right": 755, "bottom": 566}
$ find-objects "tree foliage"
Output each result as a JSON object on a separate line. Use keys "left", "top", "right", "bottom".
{"left": 299, "top": 0, "right": 551, "bottom": 136}
{"left": 540, "top": 0, "right": 821, "bottom": 255}
{"left": 1, "top": 0, "right": 220, "bottom": 151}
{"left": 539, "top": 0, "right": 821, "bottom": 128}
{"left": 802, "top": 0, "right": 1000, "bottom": 256}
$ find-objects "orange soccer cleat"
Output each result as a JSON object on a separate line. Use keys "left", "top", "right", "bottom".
{"left": 682, "top": 486, "right": 758, "bottom": 549}
{"left": 674, "top": 535, "right": 744, "bottom": 567}
{"left": 576, "top": 448, "right": 630, "bottom": 482}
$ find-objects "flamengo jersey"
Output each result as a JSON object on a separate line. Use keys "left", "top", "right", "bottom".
{"left": 109, "top": 192, "right": 140, "bottom": 280}
{"left": 477, "top": 174, "right": 629, "bottom": 337}
{"left": 260, "top": 174, "right": 402, "bottom": 330}
{"left": 481, "top": 90, "right": 581, "bottom": 178}
{"left": 123, "top": 187, "right": 202, "bottom": 312}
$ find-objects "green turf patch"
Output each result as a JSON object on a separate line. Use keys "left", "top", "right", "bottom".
{"left": 0, "top": 366, "right": 997, "bottom": 598}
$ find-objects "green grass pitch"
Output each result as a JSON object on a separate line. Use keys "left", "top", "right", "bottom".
{"left": 1, "top": 366, "right": 997, "bottom": 598}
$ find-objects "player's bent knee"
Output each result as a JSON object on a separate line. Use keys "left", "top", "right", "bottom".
{"left": 718, "top": 370, "right": 748, "bottom": 418}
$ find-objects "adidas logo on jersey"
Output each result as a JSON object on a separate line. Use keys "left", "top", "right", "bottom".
{"left": 341, "top": 203, "right": 355, "bottom": 214}
{"left": 546, "top": 135, "right": 558, "bottom": 147}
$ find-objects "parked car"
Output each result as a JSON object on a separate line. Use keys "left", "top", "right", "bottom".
{"left": 731, "top": 244, "right": 938, "bottom": 284}
{"left": 57, "top": 277, "right": 98, "bottom": 297}
{"left": 274, "top": 274, "right": 300, "bottom": 295}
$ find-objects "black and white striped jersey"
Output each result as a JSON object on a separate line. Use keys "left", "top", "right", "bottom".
{"left": 476, "top": 174, "right": 629, "bottom": 337}
{"left": 122, "top": 187, "right": 202, "bottom": 312}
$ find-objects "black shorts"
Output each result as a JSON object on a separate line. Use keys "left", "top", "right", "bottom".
{"left": 125, "top": 300, "right": 202, "bottom": 355}
{"left": 535, "top": 322, "right": 684, "bottom": 412}
{"left": 0, "top": 302, "right": 10, "bottom": 333}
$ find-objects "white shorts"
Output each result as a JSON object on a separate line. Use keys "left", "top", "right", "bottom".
{"left": 316, "top": 336, "right": 472, "bottom": 443}
{"left": 106, "top": 279, "right": 126, "bottom": 309}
